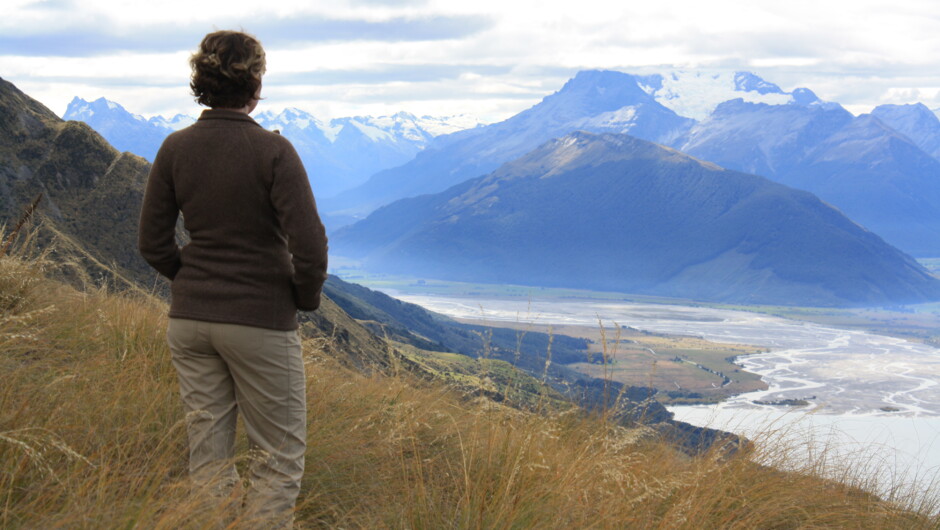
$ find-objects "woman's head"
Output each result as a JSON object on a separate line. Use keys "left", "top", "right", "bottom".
{"left": 190, "top": 30, "right": 266, "bottom": 109}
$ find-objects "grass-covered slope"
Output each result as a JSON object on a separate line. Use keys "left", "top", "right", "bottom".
{"left": 0, "top": 76, "right": 152, "bottom": 285}
{"left": 1, "top": 253, "right": 935, "bottom": 528}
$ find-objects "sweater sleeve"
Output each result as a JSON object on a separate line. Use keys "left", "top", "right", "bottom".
{"left": 270, "top": 140, "right": 329, "bottom": 311}
{"left": 138, "top": 142, "right": 182, "bottom": 280}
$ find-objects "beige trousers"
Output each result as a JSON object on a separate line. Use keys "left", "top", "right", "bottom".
{"left": 167, "top": 318, "right": 306, "bottom": 525}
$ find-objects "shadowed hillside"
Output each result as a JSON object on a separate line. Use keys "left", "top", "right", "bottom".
{"left": 333, "top": 131, "right": 940, "bottom": 306}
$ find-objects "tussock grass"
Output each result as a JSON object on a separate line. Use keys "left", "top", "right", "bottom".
{"left": 0, "top": 249, "right": 937, "bottom": 528}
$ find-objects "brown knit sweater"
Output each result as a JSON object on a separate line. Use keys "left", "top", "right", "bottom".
{"left": 138, "top": 109, "right": 328, "bottom": 330}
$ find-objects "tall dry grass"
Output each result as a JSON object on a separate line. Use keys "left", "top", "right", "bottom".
{"left": 0, "top": 247, "right": 936, "bottom": 528}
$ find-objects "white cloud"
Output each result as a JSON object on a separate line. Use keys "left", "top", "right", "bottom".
{"left": 4, "top": 0, "right": 940, "bottom": 122}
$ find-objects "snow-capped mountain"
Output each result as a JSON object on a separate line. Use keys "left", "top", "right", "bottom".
{"left": 324, "top": 69, "right": 696, "bottom": 219}
{"left": 253, "top": 109, "right": 483, "bottom": 197}
{"left": 63, "top": 98, "right": 483, "bottom": 198}
{"left": 63, "top": 97, "right": 175, "bottom": 161}
{"left": 324, "top": 70, "right": 829, "bottom": 220}
{"left": 635, "top": 71, "right": 813, "bottom": 120}
{"left": 256, "top": 110, "right": 481, "bottom": 147}
{"left": 147, "top": 113, "right": 195, "bottom": 131}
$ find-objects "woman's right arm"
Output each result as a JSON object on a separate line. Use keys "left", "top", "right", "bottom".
{"left": 270, "top": 140, "right": 329, "bottom": 311}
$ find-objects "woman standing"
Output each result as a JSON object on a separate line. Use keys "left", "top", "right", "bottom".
{"left": 138, "top": 30, "right": 328, "bottom": 526}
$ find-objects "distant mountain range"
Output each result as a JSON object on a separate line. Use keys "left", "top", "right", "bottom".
{"left": 62, "top": 97, "right": 482, "bottom": 198}
{"left": 319, "top": 69, "right": 940, "bottom": 258}
{"left": 63, "top": 67, "right": 940, "bottom": 267}
{"left": 321, "top": 70, "right": 697, "bottom": 219}
{"left": 332, "top": 131, "right": 940, "bottom": 307}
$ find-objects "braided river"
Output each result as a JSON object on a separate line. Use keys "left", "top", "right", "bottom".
{"left": 386, "top": 292, "right": 940, "bottom": 503}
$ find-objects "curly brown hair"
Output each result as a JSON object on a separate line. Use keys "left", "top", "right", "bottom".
{"left": 190, "top": 30, "right": 266, "bottom": 109}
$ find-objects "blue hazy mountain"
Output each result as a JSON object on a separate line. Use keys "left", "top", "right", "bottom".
{"left": 675, "top": 98, "right": 940, "bottom": 256}
{"left": 322, "top": 70, "right": 697, "bottom": 219}
{"left": 332, "top": 131, "right": 940, "bottom": 307}
{"left": 870, "top": 103, "right": 940, "bottom": 160}
{"left": 62, "top": 98, "right": 480, "bottom": 199}
{"left": 674, "top": 95, "right": 854, "bottom": 177}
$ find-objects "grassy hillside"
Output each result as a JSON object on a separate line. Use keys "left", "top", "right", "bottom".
{"left": 1, "top": 250, "right": 937, "bottom": 528}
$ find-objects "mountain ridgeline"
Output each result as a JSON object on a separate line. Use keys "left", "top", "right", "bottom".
{"left": 675, "top": 98, "right": 940, "bottom": 257}
{"left": 63, "top": 97, "right": 480, "bottom": 200}
{"left": 0, "top": 78, "right": 152, "bottom": 280}
{"left": 320, "top": 70, "right": 833, "bottom": 221}
{"left": 323, "top": 70, "right": 696, "bottom": 218}
{"left": 332, "top": 131, "right": 940, "bottom": 307}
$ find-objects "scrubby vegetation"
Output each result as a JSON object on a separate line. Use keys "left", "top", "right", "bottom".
{"left": 1, "top": 249, "right": 937, "bottom": 528}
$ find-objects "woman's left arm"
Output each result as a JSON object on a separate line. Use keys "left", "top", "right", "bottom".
{"left": 138, "top": 143, "right": 182, "bottom": 280}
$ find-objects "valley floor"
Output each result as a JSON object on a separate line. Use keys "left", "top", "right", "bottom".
{"left": 453, "top": 319, "right": 768, "bottom": 405}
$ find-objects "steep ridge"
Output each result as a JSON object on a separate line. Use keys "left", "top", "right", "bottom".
{"left": 676, "top": 98, "right": 940, "bottom": 256}
{"left": 0, "top": 78, "right": 152, "bottom": 280}
{"left": 323, "top": 70, "right": 695, "bottom": 220}
{"left": 333, "top": 131, "right": 940, "bottom": 307}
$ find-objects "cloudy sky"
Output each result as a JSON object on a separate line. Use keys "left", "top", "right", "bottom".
{"left": 3, "top": 0, "right": 940, "bottom": 122}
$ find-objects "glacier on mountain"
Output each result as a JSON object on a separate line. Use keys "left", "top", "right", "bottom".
{"left": 637, "top": 71, "right": 801, "bottom": 120}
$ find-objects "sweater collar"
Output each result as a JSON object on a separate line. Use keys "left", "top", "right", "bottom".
{"left": 197, "top": 109, "right": 260, "bottom": 125}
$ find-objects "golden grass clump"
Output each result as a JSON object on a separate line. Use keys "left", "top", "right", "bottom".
{"left": 0, "top": 248, "right": 937, "bottom": 528}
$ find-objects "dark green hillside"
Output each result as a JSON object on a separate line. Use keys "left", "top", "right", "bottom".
{"left": 324, "top": 275, "right": 590, "bottom": 364}
{"left": 333, "top": 131, "right": 940, "bottom": 306}
{"left": 0, "top": 77, "right": 153, "bottom": 283}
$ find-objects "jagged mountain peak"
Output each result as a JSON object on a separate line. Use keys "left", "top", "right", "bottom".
{"left": 732, "top": 71, "right": 785, "bottom": 94}
{"left": 870, "top": 102, "right": 940, "bottom": 159}
{"left": 64, "top": 95, "right": 137, "bottom": 120}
